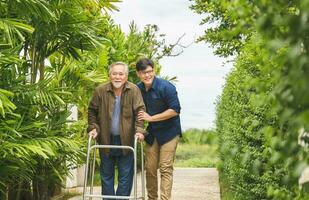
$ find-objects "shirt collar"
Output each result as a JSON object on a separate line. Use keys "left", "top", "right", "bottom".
{"left": 151, "top": 76, "right": 158, "bottom": 90}
{"left": 140, "top": 76, "right": 158, "bottom": 92}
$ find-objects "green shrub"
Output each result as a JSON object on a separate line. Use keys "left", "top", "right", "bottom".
{"left": 191, "top": 0, "right": 309, "bottom": 199}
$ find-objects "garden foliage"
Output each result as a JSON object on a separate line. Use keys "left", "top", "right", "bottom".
{"left": 0, "top": 1, "right": 177, "bottom": 199}
{"left": 191, "top": 0, "right": 309, "bottom": 199}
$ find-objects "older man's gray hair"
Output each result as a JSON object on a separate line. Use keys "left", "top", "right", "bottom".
{"left": 108, "top": 62, "right": 129, "bottom": 75}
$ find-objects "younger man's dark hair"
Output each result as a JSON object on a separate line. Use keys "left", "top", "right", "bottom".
{"left": 136, "top": 58, "right": 154, "bottom": 71}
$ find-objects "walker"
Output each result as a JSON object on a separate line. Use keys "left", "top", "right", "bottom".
{"left": 83, "top": 136, "right": 145, "bottom": 199}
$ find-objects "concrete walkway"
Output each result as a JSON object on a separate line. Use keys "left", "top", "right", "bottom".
{"left": 69, "top": 168, "right": 221, "bottom": 200}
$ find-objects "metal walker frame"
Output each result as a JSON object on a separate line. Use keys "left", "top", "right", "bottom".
{"left": 83, "top": 136, "right": 145, "bottom": 199}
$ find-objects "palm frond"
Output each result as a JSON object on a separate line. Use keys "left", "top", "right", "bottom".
{"left": 0, "top": 88, "right": 16, "bottom": 117}
{"left": 13, "top": 78, "right": 71, "bottom": 108}
{"left": 15, "top": 0, "right": 56, "bottom": 22}
{"left": 0, "top": 51, "right": 22, "bottom": 65}
{"left": 97, "top": 0, "right": 122, "bottom": 12}
{"left": 0, "top": 18, "right": 32, "bottom": 47}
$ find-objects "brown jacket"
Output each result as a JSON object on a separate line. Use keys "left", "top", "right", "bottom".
{"left": 88, "top": 81, "right": 146, "bottom": 155}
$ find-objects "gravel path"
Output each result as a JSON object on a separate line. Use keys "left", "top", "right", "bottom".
{"left": 172, "top": 168, "right": 220, "bottom": 200}
{"left": 68, "top": 167, "right": 221, "bottom": 200}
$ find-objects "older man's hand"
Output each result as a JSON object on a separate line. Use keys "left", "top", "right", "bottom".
{"left": 135, "top": 132, "right": 145, "bottom": 142}
{"left": 89, "top": 129, "right": 98, "bottom": 139}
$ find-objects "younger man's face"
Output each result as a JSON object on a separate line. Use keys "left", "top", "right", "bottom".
{"left": 137, "top": 66, "right": 154, "bottom": 88}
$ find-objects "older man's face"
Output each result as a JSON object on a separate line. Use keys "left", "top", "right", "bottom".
{"left": 109, "top": 64, "right": 128, "bottom": 89}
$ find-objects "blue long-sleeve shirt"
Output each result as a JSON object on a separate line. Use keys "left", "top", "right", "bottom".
{"left": 137, "top": 77, "right": 182, "bottom": 145}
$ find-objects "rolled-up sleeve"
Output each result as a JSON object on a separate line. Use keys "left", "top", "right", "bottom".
{"left": 164, "top": 83, "right": 181, "bottom": 114}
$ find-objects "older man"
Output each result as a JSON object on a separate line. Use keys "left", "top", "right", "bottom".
{"left": 88, "top": 62, "right": 146, "bottom": 199}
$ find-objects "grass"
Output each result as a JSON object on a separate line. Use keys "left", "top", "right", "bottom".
{"left": 93, "top": 169, "right": 101, "bottom": 186}
{"left": 175, "top": 143, "right": 218, "bottom": 168}
{"left": 174, "top": 129, "right": 219, "bottom": 168}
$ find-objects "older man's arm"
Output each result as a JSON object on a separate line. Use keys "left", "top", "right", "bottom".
{"left": 88, "top": 87, "right": 100, "bottom": 139}
{"left": 132, "top": 86, "right": 147, "bottom": 141}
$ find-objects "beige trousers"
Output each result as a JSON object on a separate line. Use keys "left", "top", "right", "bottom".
{"left": 145, "top": 135, "right": 179, "bottom": 200}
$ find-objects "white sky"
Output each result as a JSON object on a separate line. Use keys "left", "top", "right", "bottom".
{"left": 111, "top": 0, "right": 232, "bottom": 130}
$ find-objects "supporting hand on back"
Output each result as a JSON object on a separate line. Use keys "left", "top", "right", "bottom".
{"left": 138, "top": 111, "right": 153, "bottom": 122}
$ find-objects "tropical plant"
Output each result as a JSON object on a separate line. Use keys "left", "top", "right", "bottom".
{"left": 1, "top": 0, "right": 181, "bottom": 199}
{"left": 0, "top": 0, "right": 117, "bottom": 199}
